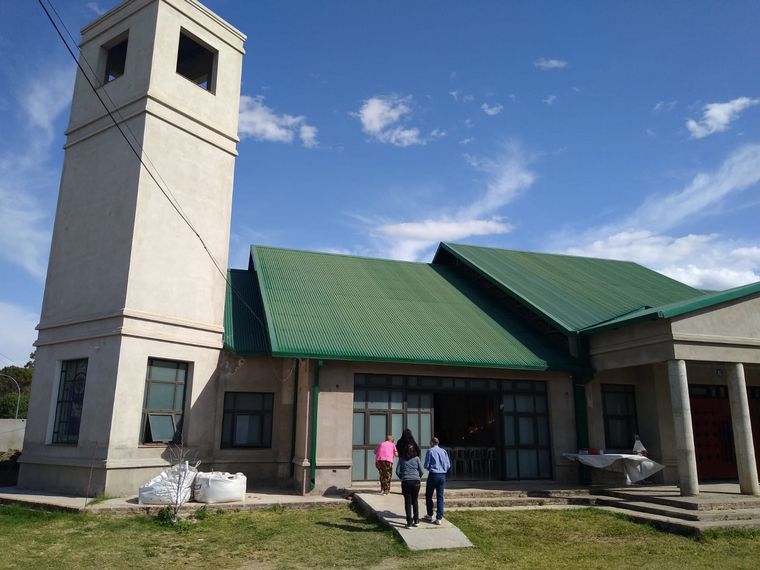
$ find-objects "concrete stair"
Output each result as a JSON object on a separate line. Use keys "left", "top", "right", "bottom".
{"left": 443, "top": 488, "right": 597, "bottom": 510}
{"left": 591, "top": 488, "right": 760, "bottom": 534}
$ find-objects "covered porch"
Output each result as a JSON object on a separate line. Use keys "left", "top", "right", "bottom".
{"left": 585, "top": 288, "right": 760, "bottom": 497}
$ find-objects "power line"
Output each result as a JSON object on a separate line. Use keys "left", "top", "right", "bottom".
{"left": 36, "top": 0, "right": 269, "bottom": 342}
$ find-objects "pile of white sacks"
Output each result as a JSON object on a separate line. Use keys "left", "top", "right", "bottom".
{"left": 138, "top": 462, "right": 247, "bottom": 505}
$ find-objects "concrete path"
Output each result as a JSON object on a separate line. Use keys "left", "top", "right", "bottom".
{"left": 0, "top": 486, "right": 345, "bottom": 514}
{"left": 354, "top": 491, "right": 473, "bottom": 551}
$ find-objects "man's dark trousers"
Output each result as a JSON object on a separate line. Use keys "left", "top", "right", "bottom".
{"left": 425, "top": 472, "right": 446, "bottom": 520}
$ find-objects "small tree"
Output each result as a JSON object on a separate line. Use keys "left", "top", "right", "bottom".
{"left": 152, "top": 442, "right": 200, "bottom": 524}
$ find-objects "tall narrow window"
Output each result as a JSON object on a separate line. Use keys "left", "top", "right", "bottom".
{"left": 103, "top": 37, "right": 128, "bottom": 83}
{"left": 176, "top": 31, "right": 216, "bottom": 91}
{"left": 52, "top": 359, "right": 88, "bottom": 444}
{"left": 221, "top": 392, "right": 274, "bottom": 448}
{"left": 141, "top": 359, "right": 188, "bottom": 444}
{"left": 602, "top": 384, "right": 638, "bottom": 450}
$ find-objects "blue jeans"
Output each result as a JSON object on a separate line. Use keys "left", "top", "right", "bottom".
{"left": 425, "top": 472, "right": 446, "bottom": 520}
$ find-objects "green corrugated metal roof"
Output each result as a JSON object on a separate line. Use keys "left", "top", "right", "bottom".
{"left": 245, "top": 245, "right": 578, "bottom": 371}
{"left": 436, "top": 242, "right": 703, "bottom": 333}
{"left": 223, "top": 269, "right": 270, "bottom": 355}
{"left": 581, "top": 280, "right": 760, "bottom": 333}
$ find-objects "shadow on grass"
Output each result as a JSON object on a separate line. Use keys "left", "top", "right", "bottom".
{"left": 316, "top": 516, "right": 386, "bottom": 533}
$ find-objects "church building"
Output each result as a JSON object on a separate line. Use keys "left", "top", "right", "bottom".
{"left": 19, "top": 0, "right": 760, "bottom": 499}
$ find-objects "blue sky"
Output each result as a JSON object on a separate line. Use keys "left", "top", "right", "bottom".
{"left": 2, "top": 0, "right": 760, "bottom": 366}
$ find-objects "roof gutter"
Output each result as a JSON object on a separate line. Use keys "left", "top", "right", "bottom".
{"left": 309, "top": 359, "right": 324, "bottom": 492}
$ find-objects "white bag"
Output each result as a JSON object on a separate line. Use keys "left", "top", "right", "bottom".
{"left": 192, "top": 471, "right": 247, "bottom": 504}
{"left": 138, "top": 462, "right": 198, "bottom": 505}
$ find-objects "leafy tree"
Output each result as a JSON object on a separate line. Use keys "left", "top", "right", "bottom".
{"left": 0, "top": 393, "right": 28, "bottom": 419}
{"left": 0, "top": 353, "right": 34, "bottom": 418}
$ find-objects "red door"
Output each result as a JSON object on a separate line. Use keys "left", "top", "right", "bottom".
{"left": 690, "top": 386, "right": 737, "bottom": 480}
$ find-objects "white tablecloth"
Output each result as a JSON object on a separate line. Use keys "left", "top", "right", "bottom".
{"left": 562, "top": 453, "right": 664, "bottom": 483}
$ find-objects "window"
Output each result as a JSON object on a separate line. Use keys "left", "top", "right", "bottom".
{"left": 221, "top": 392, "right": 273, "bottom": 448}
{"left": 52, "top": 359, "right": 88, "bottom": 444}
{"left": 103, "top": 37, "right": 128, "bottom": 83}
{"left": 602, "top": 384, "right": 638, "bottom": 450}
{"left": 176, "top": 30, "right": 216, "bottom": 91}
{"left": 141, "top": 359, "right": 188, "bottom": 444}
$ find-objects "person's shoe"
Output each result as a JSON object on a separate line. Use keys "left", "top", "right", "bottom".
{"left": 434, "top": 518, "right": 442, "bottom": 525}
{"left": 412, "top": 522, "right": 419, "bottom": 527}
{"left": 378, "top": 490, "right": 385, "bottom": 495}
{"left": 422, "top": 515, "right": 433, "bottom": 522}
{"left": 404, "top": 523, "right": 411, "bottom": 529}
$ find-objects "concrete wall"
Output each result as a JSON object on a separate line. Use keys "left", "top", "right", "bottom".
{"left": 0, "top": 420, "right": 26, "bottom": 452}
{"left": 19, "top": 0, "right": 245, "bottom": 497}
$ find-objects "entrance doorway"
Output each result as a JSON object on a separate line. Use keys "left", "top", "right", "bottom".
{"left": 435, "top": 393, "right": 499, "bottom": 479}
{"left": 690, "top": 385, "right": 760, "bottom": 481}
{"left": 351, "top": 373, "right": 554, "bottom": 482}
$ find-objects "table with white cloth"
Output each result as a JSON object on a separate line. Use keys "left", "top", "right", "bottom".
{"left": 562, "top": 453, "right": 664, "bottom": 484}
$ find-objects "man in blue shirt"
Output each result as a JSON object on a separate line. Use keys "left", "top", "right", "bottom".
{"left": 422, "top": 437, "right": 451, "bottom": 524}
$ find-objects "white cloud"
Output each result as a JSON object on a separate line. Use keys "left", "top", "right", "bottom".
{"left": 686, "top": 97, "right": 759, "bottom": 139}
{"left": 299, "top": 124, "right": 318, "bottom": 148}
{"left": 0, "top": 302, "right": 39, "bottom": 366}
{"left": 449, "top": 90, "right": 474, "bottom": 103}
{"left": 238, "top": 95, "right": 318, "bottom": 148}
{"left": 0, "top": 66, "right": 74, "bottom": 280}
{"left": 645, "top": 128, "right": 656, "bottom": 138}
{"left": 565, "top": 231, "right": 759, "bottom": 291}
{"left": 624, "top": 144, "right": 760, "bottom": 232}
{"left": 542, "top": 95, "right": 557, "bottom": 106}
{"left": 653, "top": 100, "right": 677, "bottom": 112}
{"left": 85, "top": 2, "right": 107, "bottom": 16}
{"left": 556, "top": 144, "right": 760, "bottom": 289}
{"left": 481, "top": 103, "right": 503, "bottom": 116}
{"left": 460, "top": 137, "right": 474, "bottom": 145}
{"left": 364, "top": 145, "right": 535, "bottom": 261}
{"left": 376, "top": 218, "right": 512, "bottom": 261}
{"left": 20, "top": 67, "right": 74, "bottom": 144}
{"left": 354, "top": 95, "right": 441, "bottom": 147}
{"left": 534, "top": 57, "right": 568, "bottom": 70}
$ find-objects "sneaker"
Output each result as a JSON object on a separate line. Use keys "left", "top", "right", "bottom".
{"left": 412, "top": 522, "right": 419, "bottom": 527}
{"left": 404, "top": 523, "right": 411, "bottom": 529}
{"left": 378, "top": 491, "right": 385, "bottom": 495}
{"left": 434, "top": 518, "right": 442, "bottom": 525}
{"left": 422, "top": 515, "right": 433, "bottom": 523}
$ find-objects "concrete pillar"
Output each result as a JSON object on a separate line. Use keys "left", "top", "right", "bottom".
{"left": 725, "top": 363, "right": 760, "bottom": 495}
{"left": 667, "top": 360, "right": 699, "bottom": 496}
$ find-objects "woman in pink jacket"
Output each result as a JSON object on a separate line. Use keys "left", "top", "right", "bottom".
{"left": 374, "top": 435, "right": 398, "bottom": 495}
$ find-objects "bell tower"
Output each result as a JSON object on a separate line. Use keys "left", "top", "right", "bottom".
{"left": 20, "top": 0, "right": 246, "bottom": 495}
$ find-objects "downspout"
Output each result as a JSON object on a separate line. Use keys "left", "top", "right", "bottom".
{"left": 289, "top": 359, "right": 299, "bottom": 478}
{"left": 309, "top": 359, "right": 324, "bottom": 491}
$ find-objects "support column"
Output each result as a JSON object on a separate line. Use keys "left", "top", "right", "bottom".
{"left": 726, "top": 363, "right": 760, "bottom": 495}
{"left": 667, "top": 359, "right": 699, "bottom": 496}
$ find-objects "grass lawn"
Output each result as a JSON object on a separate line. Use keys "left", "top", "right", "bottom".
{"left": 1, "top": 503, "right": 759, "bottom": 569}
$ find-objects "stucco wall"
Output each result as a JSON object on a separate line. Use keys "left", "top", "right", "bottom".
{"left": 0, "top": 420, "right": 26, "bottom": 452}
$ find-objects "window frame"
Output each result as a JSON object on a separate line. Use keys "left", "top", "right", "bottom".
{"left": 601, "top": 383, "right": 639, "bottom": 451}
{"left": 140, "top": 358, "right": 189, "bottom": 445}
{"left": 52, "top": 358, "right": 88, "bottom": 444}
{"left": 221, "top": 392, "right": 274, "bottom": 449}
{"left": 175, "top": 28, "right": 217, "bottom": 93}
{"left": 101, "top": 32, "right": 129, "bottom": 85}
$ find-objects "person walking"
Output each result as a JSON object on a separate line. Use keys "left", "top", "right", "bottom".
{"left": 395, "top": 434, "right": 424, "bottom": 528}
{"left": 396, "top": 428, "right": 420, "bottom": 459}
{"left": 374, "top": 435, "right": 397, "bottom": 495}
{"left": 423, "top": 437, "right": 451, "bottom": 525}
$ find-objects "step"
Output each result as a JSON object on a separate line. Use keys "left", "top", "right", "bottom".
{"left": 444, "top": 496, "right": 595, "bottom": 509}
{"left": 595, "top": 497, "right": 702, "bottom": 521}
{"left": 593, "top": 488, "right": 760, "bottom": 512}
{"left": 598, "top": 505, "right": 760, "bottom": 534}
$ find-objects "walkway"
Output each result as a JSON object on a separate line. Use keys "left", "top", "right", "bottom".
{"left": 0, "top": 486, "right": 345, "bottom": 514}
{"left": 353, "top": 491, "right": 473, "bottom": 551}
